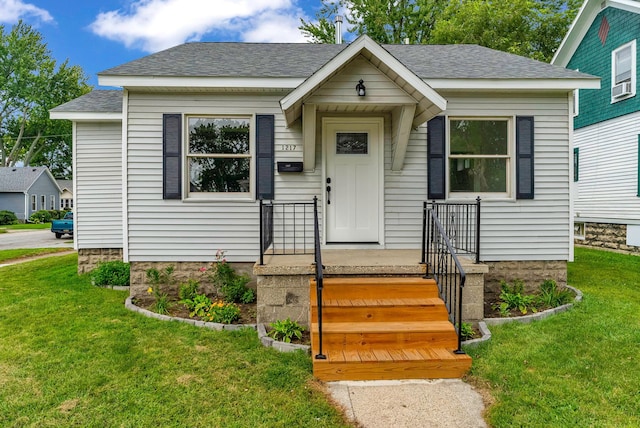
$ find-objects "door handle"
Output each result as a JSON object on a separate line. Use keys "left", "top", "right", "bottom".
{"left": 326, "top": 177, "right": 331, "bottom": 204}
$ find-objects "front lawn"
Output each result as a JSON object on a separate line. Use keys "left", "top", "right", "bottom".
{"left": 0, "top": 222, "right": 51, "bottom": 230}
{"left": 0, "top": 254, "right": 349, "bottom": 427}
{"left": 0, "top": 248, "right": 71, "bottom": 263}
{"left": 467, "top": 247, "right": 640, "bottom": 427}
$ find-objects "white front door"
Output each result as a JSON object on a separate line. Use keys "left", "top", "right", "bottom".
{"left": 324, "top": 118, "right": 383, "bottom": 243}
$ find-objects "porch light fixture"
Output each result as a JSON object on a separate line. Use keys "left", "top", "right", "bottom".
{"left": 356, "top": 79, "right": 366, "bottom": 96}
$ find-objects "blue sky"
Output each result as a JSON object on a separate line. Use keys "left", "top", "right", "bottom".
{"left": 0, "top": 0, "right": 334, "bottom": 87}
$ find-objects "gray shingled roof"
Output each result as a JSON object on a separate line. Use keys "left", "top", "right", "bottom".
{"left": 50, "top": 90, "right": 122, "bottom": 113}
{"left": 56, "top": 179, "right": 72, "bottom": 192}
{"left": 0, "top": 167, "right": 50, "bottom": 192}
{"left": 99, "top": 42, "right": 592, "bottom": 80}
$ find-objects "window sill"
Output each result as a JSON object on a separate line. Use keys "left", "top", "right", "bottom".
{"left": 183, "top": 194, "right": 256, "bottom": 203}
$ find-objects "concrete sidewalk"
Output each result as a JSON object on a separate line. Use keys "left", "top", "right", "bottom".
{"left": 327, "top": 379, "right": 487, "bottom": 428}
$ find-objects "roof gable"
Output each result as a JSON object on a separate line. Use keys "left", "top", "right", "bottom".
{"left": 0, "top": 167, "right": 59, "bottom": 193}
{"left": 280, "top": 35, "right": 447, "bottom": 127}
{"left": 552, "top": 0, "right": 640, "bottom": 66}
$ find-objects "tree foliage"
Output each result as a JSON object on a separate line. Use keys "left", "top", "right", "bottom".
{"left": 0, "top": 21, "right": 90, "bottom": 178}
{"left": 299, "top": 0, "right": 580, "bottom": 62}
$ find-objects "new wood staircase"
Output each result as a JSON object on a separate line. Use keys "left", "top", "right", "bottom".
{"left": 310, "top": 276, "right": 472, "bottom": 381}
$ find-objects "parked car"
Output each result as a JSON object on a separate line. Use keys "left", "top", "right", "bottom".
{"left": 51, "top": 211, "right": 73, "bottom": 239}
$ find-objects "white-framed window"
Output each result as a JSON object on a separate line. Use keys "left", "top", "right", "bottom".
{"left": 185, "top": 116, "right": 253, "bottom": 199}
{"left": 448, "top": 117, "right": 512, "bottom": 198}
{"left": 611, "top": 40, "right": 636, "bottom": 102}
{"left": 50, "top": 195, "right": 55, "bottom": 210}
{"left": 40, "top": 195, "right": 45, "bottom": 210}
{"left": 31, "top": 194, "right": 36, "bottom": 211}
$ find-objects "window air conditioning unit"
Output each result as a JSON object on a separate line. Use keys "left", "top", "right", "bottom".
{"left": 612, "top": 81, "right": 632, "bottom": 98}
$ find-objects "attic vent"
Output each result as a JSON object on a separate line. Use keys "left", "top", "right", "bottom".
{"left": 32, "top": 168, "right": 37, "bottom": 171}
{"left": 12, "top": 168, "right": 16, "bottom": 171}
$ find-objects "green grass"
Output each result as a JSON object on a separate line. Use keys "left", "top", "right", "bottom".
{"left": 0, "top": 222, "right": 51, "bottom": 230}
{"left": 0, "top": 248, "right": 71, "bottom": 263}
{"left": 466, "top": 247, "right": 640, "bottom": 427}
{"left": 0, "top": 254, "right": 350, "bottom": 427}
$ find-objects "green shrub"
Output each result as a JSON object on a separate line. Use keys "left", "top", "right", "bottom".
{"left": 268, "top": 318, "right": 305, "bottom": 343}
{"left": 460, "top": 322, "right": 475, "bottom": 340}
{"left": 209, "top": 254, "right": 254, "bottom": 304}
{"left": 493, "top": 279, "right": 537, "bottom": 316}
{"left": 0, "top": 210, "right": 18, "bottom": 225}
{"left": 92, "top": 261, "right": 130, "bottom": 286}
{"left": 188, "top": 294, "right": 213, "bottom": 318}
{"left": 537, "top": 279, "right": 573, "bottom": 308}
{"left": 29, "top": 210, "right": 52, "bottom": 223}
{"left": 178, "top": 279, "right": 200, "bottom": 310}
{"left": 205, "top": 300, "right": 241, "bottom": 324}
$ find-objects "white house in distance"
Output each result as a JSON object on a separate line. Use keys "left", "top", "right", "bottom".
{"left": 51, "top": 35, "right": 597, "bottom": 380}
{"left": 553, "top": 0, "right": 640, "bottom": 254}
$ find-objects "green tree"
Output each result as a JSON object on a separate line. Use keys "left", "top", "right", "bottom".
{"left": 300, "top": 0, "right": 447, "bottom": 44}
{"left": 431, "top": 0, "right": 581, "bottom": 62}
{"left": 300, "top": 0, "right": 580, "bottom": 62}
{"left": 0, "top": 21, "right": 90, "bottom": 176}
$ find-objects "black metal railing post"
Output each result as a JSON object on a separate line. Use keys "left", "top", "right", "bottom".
{"left": 259, "top": 199, "right": 264, "bottom": 266}
{"left": 421, "top": 201, "right": 427, "bottom": 265}
{"left": 312, "top": 196, "right": 326, "bottom": 360}
{"left": 475, "top": 196, "right": 481, "bottom": 264}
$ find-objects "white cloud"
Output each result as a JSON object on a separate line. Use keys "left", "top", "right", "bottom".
{"left": 0, "top": 0, "right": 53, "bottom": 24}
{"left": 89, "top": 0, "right": 310, "bottom": 52}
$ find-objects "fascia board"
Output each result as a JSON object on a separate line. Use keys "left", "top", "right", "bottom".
{"left": 98, "top": 75, "right": 303, "bottom": 89}
{"left": 425, "top": 78, "right": 601, "bottom": 90}
{"left": 49, "top": 111, "right": 122, "bottom": 121}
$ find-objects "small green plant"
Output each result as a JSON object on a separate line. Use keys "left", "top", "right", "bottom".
{"left": 0, "top": 210, "right": 18, "bottom": 225}
{"left": 178, "top": 279, "right": 200, "bottom": 310}
{"left": 205, "top": 300, "right": 241, "bottom": 324}
{"left": 207, "top": 250, "right": 255, "bottom": 304}
{"left": 91, "top": 261, "right": 130, "bottom": 287}
{"left": 147, "top": 286, "right": 171, "bottom": 315}
{"left": 537, "top": 279, "right": 573, "bottom": 308}
{"left": 493, "top": 279, "right": 537, "bottom": 316}
{"left": 460, "top": 322, "right": 475, "bottom": 340}
{"left": 146, "top": 266, "right": 175, "bottom": 285}
{"left": 29, "top": 210, "right": 52, "bottom": 224}
{"left": 189, "top": 294, "right": 213, "bottom": 318}
{"left": 268, "top": 318, "right": 304, "bottom": 343}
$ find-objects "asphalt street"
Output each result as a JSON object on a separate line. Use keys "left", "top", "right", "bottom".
{"left": 0, "top": 229, "right": 74, "bottom": 249}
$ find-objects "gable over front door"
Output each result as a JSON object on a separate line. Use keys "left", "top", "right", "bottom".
{"left": 323, "top": 117, "right": 383, "bottom": 244}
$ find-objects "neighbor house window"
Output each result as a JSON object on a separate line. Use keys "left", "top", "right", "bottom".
{"left": 31, "top": 195, "right": 36, "bottom": 211}
{"left": 448, "top": 118, "right": 510, "bottom": 196}
{"left": 186, "top": 116, "right": 252, "bottom": 198}
{"left": 50, "top": 195, "right": 55, "bottom": 210}
{"left": 40, "top": 195, "right": 45, "bottom": 210}
{"left": 611, "top": 40, "right": 636, "bottom": 102}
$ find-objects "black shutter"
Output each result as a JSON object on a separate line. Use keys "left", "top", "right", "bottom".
{"left": 163, "top": 113, "right": 182, "bottom": 199}
{"left": 256, "top": 114, "right": 275, "bottom": 200}
{"left": 516, "top": 116, "right": 535, "bottom": 199}
{"left": 427, "top": 116, "right": 446, "bottom": 200}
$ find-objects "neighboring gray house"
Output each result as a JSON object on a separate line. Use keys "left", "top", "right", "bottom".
{"left": 51, "top": 36, "right": 598, "bottom": 380}
{"left": 0, "top": 167, "right": 61, "bottom": 221}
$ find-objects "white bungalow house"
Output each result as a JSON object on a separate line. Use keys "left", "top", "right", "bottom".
{"left": 51, "top": 35, "right": 598, "bottom": 380}
{"left": 552, "top": 0, "right": 640, "bottom": 254}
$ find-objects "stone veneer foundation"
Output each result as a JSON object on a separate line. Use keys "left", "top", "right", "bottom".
{"left": 576, "top": 222, "right": 640, "bottom": 254}
{"left": 77, "top": 248, "right": 124, "bottom": 274}
{"left": 483, "top": 260, "right": 568, "bottom": 301}
{"left": 128, "top": 261, "right": 257, "bottom": 298}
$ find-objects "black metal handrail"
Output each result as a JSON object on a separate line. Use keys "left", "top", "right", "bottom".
{"left": 422, "top": 205, "right": 467, "bottom": 353}
{"left": 312, "top": 196, "right": 326, "bottom": 360}
{"left": 422, "top": 197, "right": 481, "bottom": 264}
{"left": 259, "top": 199, "right": 315, "bottom": 265}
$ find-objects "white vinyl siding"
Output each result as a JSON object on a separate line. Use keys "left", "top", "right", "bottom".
{"left": 75, "top": 122, "right": 123, "bottom": 248}
{"left": 125, "top": 91, "right": 571, "bottom": 263}
{"left": 574, "top": 111, "right": 640, "bottom": 223}
{"left": 439, "top": 93, "right": 572, "bottom": 261}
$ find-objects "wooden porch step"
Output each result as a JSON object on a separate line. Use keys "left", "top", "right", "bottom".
{"left": 311, "top": 321, "right": 458, "bottom": 350}
{"left": 310, "top": 297, "right": 449, "bottom": 323}
{"left": 311, "top": 277, "right": 439, "bottom": 299}
{"left": 312, "top": 347, "right": 472, "bottom": 381}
